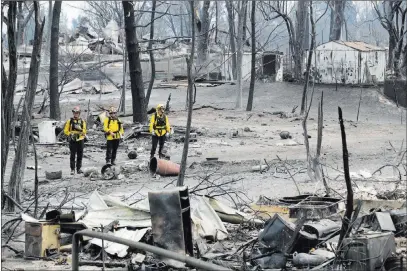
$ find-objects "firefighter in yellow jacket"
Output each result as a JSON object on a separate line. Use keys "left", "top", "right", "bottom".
{"left": 149, "top": 104, "right": 170, "bottom": 159}
{"left": 64, "top": 106, "right": 87, "bottom": 175}
{"left": 103, "top": 107, "right": 124, "bottom": 165}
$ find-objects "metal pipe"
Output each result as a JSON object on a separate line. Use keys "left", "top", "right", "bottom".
{"left": 72, "top": 229, "right": 231, "bottom": 271}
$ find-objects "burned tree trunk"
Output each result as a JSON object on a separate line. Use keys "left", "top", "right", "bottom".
{"left": 16, "top": 2, "right": 24, "bottom": 46}
{"left": 44, "top": 0, "right": 52, "bottom": 65}
{"left": 196, "top": 1, "right": 211, "bottom": 73}
{"left": 6, "top": 2, "right": 45, "bottom": 211}
{"left": 236, "top": 0, "right": 248, "bottom": 109}
{"left": 242, "top": 2, "right": 248, "bottom": 43}
{"left": 388, "top": 31, "right": 397, "bottom": 71}
{"left": 177, "top": 0, "right": 196, "bottom": 187}
{"left": 49, "top": 1, "right": 61, "bottom": 120}
{"left": 268, "top": 3, "right": 303, "bottom": 81}
{"left": 294, "top": 0, "right": 307, "bottom": 80}
{"left": 122, "top": 1, "right": 146, "bottom": 123}
{"left": 2, "top": 2, "right": 18, "bottom": 203}
{"left": 215, "top": 1, "right": 218, "bottom": 43}
{"left": 246, "top": 0, "right": 256, "bottom": 112}
{"left": 301, "top": 1, "right": 315, "bottom": 115}
{"left": 403, "top": 39, "right": 407, "bottom": 78}
{"left": 225, "top": 0, "right": 237, "bottom": 80}
{"left": 393, "top": 7, "right": 407, "bottom": 77}
{"left": 145, "top": 0, "right": 156, "bottom": 107}
{"left": 329, "top": 0, "right": 345, "bottom": 41}
{"left": 16, "top": 2, "right": 34, "bottom": 46}
{"left": 374, "top": 2, "right": 407, "bottom": 75}
{"left": 337, "top": 106, "right": 354, "bottom": 248}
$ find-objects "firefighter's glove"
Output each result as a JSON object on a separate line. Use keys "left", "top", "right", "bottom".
{"left": 165, "top": 133, "right": 169, "bottom": 138}
{"left": 151, "top": 131, "right": 155, "bottom": 136}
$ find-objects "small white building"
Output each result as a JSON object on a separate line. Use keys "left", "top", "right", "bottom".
{"left": 306, "top": 41, "right": 387, "bottom": 85}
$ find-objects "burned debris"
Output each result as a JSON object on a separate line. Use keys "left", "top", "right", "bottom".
{"left": 2, "top": 1, "right": 407, "bottom": 271}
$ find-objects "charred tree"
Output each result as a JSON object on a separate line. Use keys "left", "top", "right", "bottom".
{"left": 329, "top": 0, "right": 345, "bottom": 41}
{"left": 49, "top": 1, "right": 62, "bottom": 120}
{"left": 394, "top": 4, "right": 407, "bottom": 77}
{"left": 122, "top": 1, "right": 147, "bottom": 123}
{"left": 301, "top": 1, "right": 314, "bottom": 115}
{"left": 403, "top": 38, "right": 407, "bottom": 77}
{"left": 242, "top": 2, "right": 248, "bottom": 43}
{"left": 225, "top": 0, "right": 237, "bottom": 80}
{"left": 236, "top": 0, "right": 249, "bottom": 109}
{"left": 294, "top": 0, "right": 307, "bottom": 80}
{"left": 145, "top": 0, "right": 156, "bottom": 107}
{"left": 44, "top": 0, "right": 52, "bottom": 65}
{"left": 266, "top": 1, "right": 307, "bottom": 81}
{"left": 300, "top": 1, "right": 329, "bottom": 115}
{"left": 246, "top": 0, "right": 256, "bottom": 111}
{"left": 16, "top": 2, "right": 34, "bottom": 46}
{"left": 6, "top": 2, "right": 45, "bottom": 211}
{"left": 374, "top": 2, "right": 407, "bottom": 77}
{"left": 178, "top": 0, "right": 196, "bottom": 187}
{"left": 215, "top": 1, "right": 218, "bottom": 43}
{"left": 196, "top": 1, "right": 211, "bottom": 73}
{"left": 337, "top": 107, "right": 354, "bottom": 248}
{"left": 2, "top": 2, "right": 18, "bottom": 204}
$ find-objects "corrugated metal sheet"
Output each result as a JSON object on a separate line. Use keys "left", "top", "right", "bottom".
{"left": 334, "top": 41, "right": 386, "bottom": 52}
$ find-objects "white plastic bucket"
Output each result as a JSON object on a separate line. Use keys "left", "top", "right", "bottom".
{"left": 38, "top": 121, "right": 57, "bottom": 143}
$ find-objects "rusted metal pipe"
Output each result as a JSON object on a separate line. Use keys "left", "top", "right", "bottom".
{"left": 149, "top": 157, "right": 180, "bottom": 176}
{"left": 72, "top": 229, "right": 231, "bottom": 271}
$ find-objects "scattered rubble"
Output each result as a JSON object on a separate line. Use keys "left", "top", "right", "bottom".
{"left": 280, "top": 131, "right": 292, "bottom": 139}
{"left": 127, "top": 151, "right": 138, "bottom": 159}
{"left": 45, "top": 170, "right": 62, "bottom": 180}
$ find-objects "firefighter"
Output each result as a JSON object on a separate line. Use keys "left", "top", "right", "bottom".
{"left": 149, "top": 104, "right": 171, "bottom": 159}
{"left": 64, "top": 106, "right": 87, "bottom": 175}
{"left": 103, "top": 107, "right": 124, "bottom": 165}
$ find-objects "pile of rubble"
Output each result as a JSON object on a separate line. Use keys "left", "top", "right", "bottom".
{"left": 19, "top": 186, "right": 406, "bottom": 270}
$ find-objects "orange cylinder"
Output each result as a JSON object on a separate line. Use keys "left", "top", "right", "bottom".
{"left": 149, "top": 157, "right": 180, "bottom": 176}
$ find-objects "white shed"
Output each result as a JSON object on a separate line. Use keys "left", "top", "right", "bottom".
{"left": 306, "top": 41, "right": 387, "bottom": 85}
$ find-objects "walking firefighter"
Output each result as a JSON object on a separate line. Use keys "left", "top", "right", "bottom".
{"left": 103, "top": 106, "right": 124, "bottom": 165}
{"left": 64, "top": 106, "right": 87, "bottom": 175}
{"left": 149, "top": 104, "right": 171, "bottom": 159}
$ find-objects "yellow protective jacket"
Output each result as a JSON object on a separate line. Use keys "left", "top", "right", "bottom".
{"left": 149, "top": 112, "right": 170, "bottom": 137}
{"left": 103, "top": 117, "right": 124, "bottom": 140}
{"left": 64, "top": 118, "right": 87, "bottom": 141}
